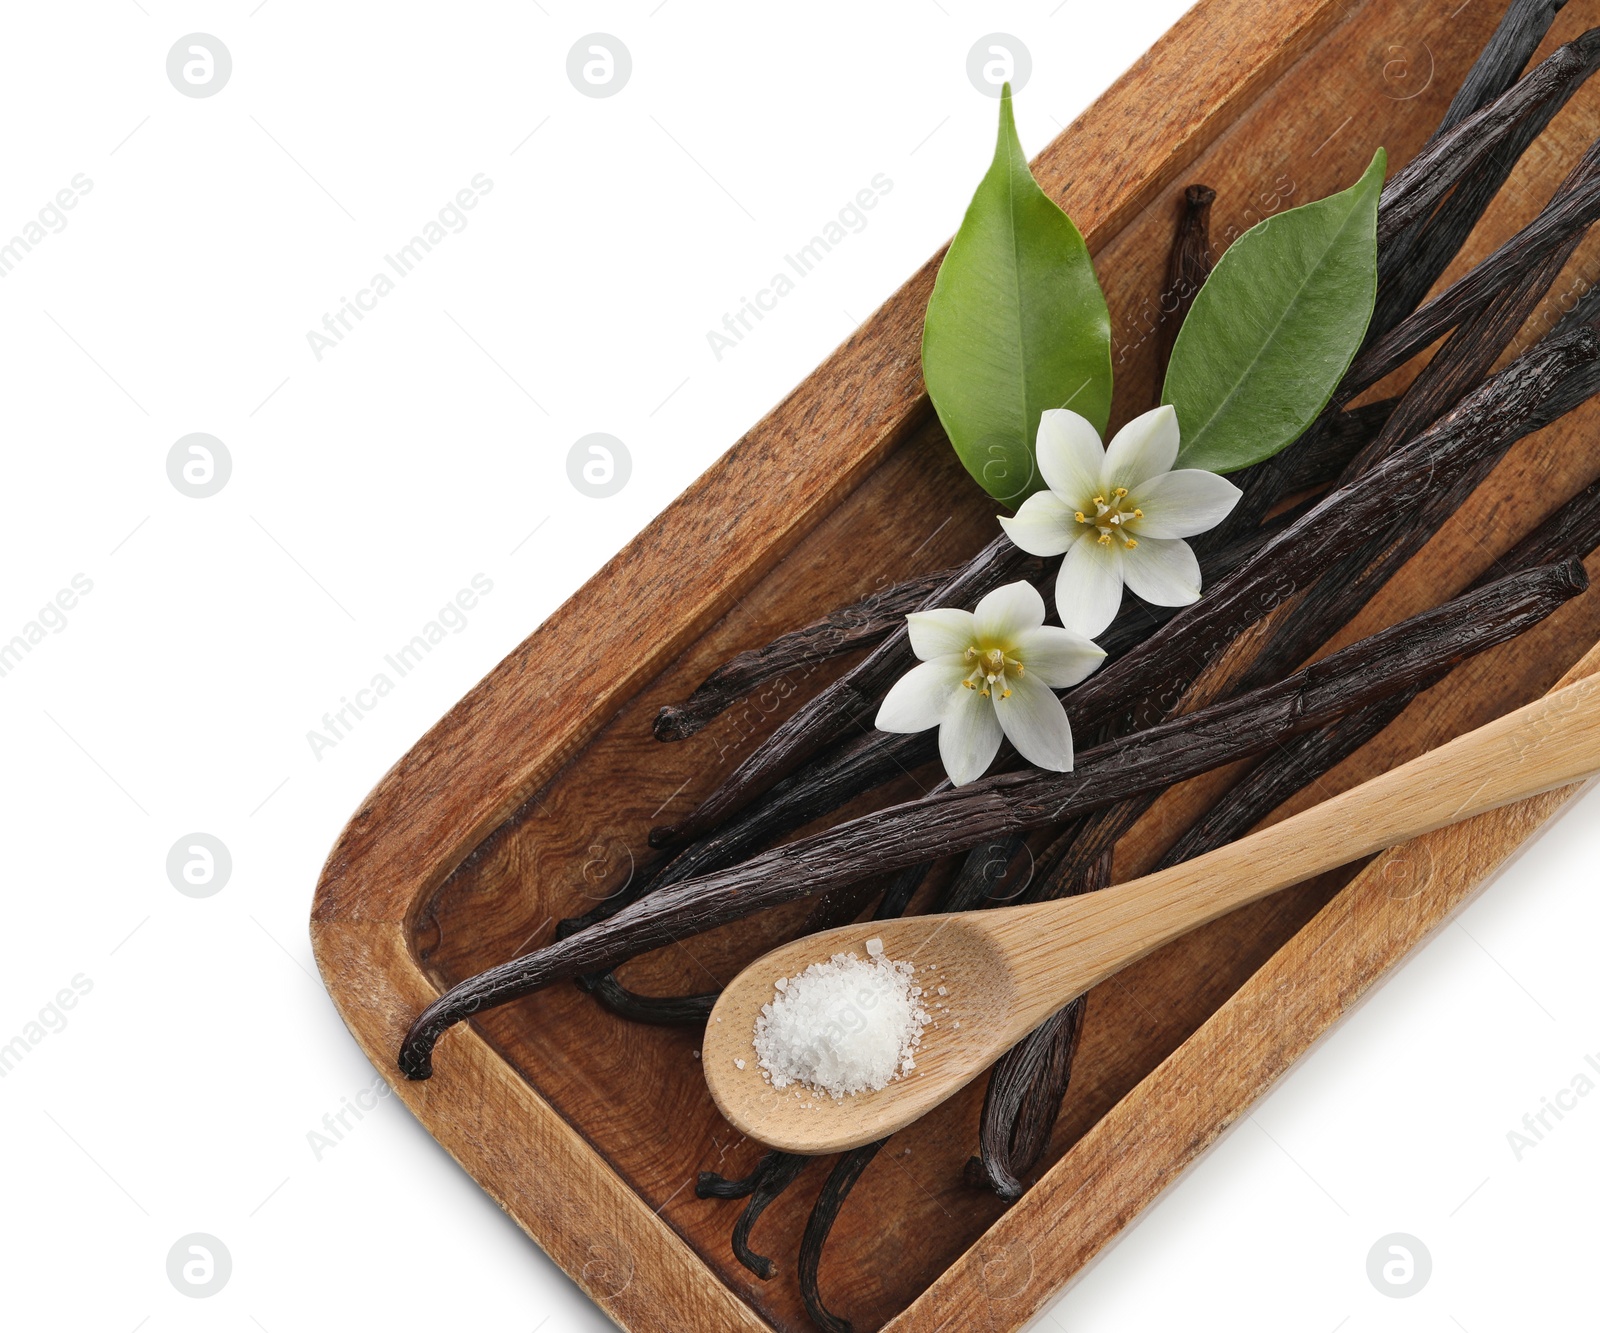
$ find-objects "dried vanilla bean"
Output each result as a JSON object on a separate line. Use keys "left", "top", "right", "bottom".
{"left": 870, "top": 861, "right": 935, "bottom": 922}
{"left": 1273, "top": 398, "right": 1398, "bottom": 495}
{"left": 652, "top": 566, "right": 962, "bottom": 743}
{"left": 1244, "top": 249, "right": 1595, "bottom": 692}
{"left": 1350, "top": 138, "right": 1600, "bottom": 402}
{"left": 1170, "top": 397, "right": 1386, "bottom": 626}
{"left": 1373, "top": 0, "right": 1578, "bottom": 335}
{"left": 803, "top": 876, "right": 894, "bottom": 934}
{"left": 1162, "top": 475, "right": 1600, "bottom": 868}
{"left": 592, "top": 857, "right": 944, "bottom": 1029}
{"left": 1189, "top": 382, "right": 1393, "bottom": 565}
{"left": 936, "top": 834, "right": 1030, "bottom": 914}
{"left": 1377, "top": 30, "right": 1600, "bottom": 249}
{"left": 962, "top": 810, "right": 1127, "bottom": 1197}
{"left": 694, "top": 1149, "right": 811, "bottom": 1279}
{"left": 1556, "top": 264, "right": 1600, "bottom": 333}
{"left": 588, "top": 865, "right": 922, "bottom": 1027}
{"left": 652, "top": 534, "right": 1032, "bottom": 847}
{"left": 969, "top": 844, "right": 1108, "bottom": 1199}
{"left": 1196, "top": 57, "right": 1529, "bottom": 563}
{"left": 1097, "top": 498, "right": 1314, "bottom": 659}
{"left": 1439, "top": 0, "right": 1570, "bottom": 133}
{"left": 974, "top": 998, "right": 1086, "bottom": 1198}
{"left": 1161, "top": 692, "right": 1417, "bottom": 872}
{"left": 559, "top": 727, "right": 937, "bottom": 938}
{"left": 558, "top": 858, "right": 674, "bottom": 940}
{"left": 583, "top": 974, "right": 716, "bottom": 1025}
{"left": 399, "top": 561, "right": 1583, "bottom": 1079}
{"left": 1188, "top": 383, "right": 1391, "bottom": 563}
{"left": 696, "top": 1153, "right": 777, "bottom": 1199}
{"left": 798, "top": 1140, "right": 888, "bottom": 1333}
{"left": 1362, "top": 230, "right": 1589, "bottom": 467}
{"left": 1155, "top": 184, "right": 1216, "bottom": 380}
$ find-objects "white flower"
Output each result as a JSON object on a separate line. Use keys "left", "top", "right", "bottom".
{"left": 998, "top": 404, "right": 1242, "bottom": 638}
{"left": 875, "top": 581, "right": 1104, "bottom": 786}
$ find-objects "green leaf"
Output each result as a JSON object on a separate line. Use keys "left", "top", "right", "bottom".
{"left": 1163, "top": 148, "right": 1385, "bottom": 474}
{"left": 922, "top": 85, "right": 1112, "bottom": 506}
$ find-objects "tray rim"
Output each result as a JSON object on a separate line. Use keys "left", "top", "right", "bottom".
{"left": 304, "top": 1, "right": 1581, "bottom": 1327}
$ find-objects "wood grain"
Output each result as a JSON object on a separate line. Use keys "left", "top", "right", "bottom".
{"left": 309, "top": 1, "right": 1600, "bottom": 1330}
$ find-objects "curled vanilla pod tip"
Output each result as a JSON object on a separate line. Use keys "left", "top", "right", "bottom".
{"left": 1155, "top": 183, "right": 1216, "bottom": 382}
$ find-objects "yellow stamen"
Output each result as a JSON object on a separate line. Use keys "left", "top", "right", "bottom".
{"left": 1114, "top": 486, "right": 1128, "bottom": 498}
{"left": 1098, "top": 533, "right": 1112, "bottom": 545}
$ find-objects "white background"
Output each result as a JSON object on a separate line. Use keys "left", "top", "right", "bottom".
{"left": 2, "top": 3, "right": 1597, "bottom": 1331}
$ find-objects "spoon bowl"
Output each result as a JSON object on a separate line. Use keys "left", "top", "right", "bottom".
{"left": 702, "top": 913, "right": 1028, "bottom": 1153}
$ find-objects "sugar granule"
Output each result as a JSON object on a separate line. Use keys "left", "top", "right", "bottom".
{"left": 752, "top": 949, "right": 930, "bottom": 1099}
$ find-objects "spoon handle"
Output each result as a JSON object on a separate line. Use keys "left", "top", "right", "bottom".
{"left": 1008, "top": 673, "right": 1600, "bottom": 1014}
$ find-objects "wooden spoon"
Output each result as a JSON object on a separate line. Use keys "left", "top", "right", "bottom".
{"left": 703, "top": 673, "right": 1600, "bottom": 1153}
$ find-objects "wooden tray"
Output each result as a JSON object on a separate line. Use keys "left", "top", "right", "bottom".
{"left": 310, "top": 1, "right": 1600, "bottom": 1328}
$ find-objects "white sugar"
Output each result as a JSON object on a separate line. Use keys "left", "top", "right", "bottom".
{"left": 752, "top": 949, "right": 929, "bottom": 1099}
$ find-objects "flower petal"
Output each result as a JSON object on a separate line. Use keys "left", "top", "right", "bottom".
{"left": 998, "top": 490, "right": 1077, "bottom": 557}
{"left": 1102, "top": 404, "right": 1180, "bottom": 493}
{"left": 1132, "top": 468, "right": 1243, "bottom": 539}
{"left": 993, "top": 672, "right": 1074, "bottom": 772}
{"left": 938, "top": 684, "right": 1004, "bottom": 786}
{"left": 905, "top": 607, "right": 976, "bottom": 661}
{"left": 1013, "top": 624, "right": 1106, "bottom": 689}
{"left": 1121, "top": 536, "right": 1203, "bottom": 607}
{"left": 1055, "top": 534, "right": 1124, "bottom": 637}
{"left": 973, "top": 580, "right": 1046, "bottom": 643}
{"left": 1034, "top": 409, "right": 1105, "bottom": 504}
{"left": 875, "top": 657, "right": 967, "bottom": 733}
